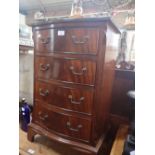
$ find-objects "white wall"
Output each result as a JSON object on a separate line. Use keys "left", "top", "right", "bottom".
{"left": 19, "top": 13, "right": 34, "bottom": 105}
{"left": 19, "top": 53, "right": 34, "bottom": 105}
{"left": 19, "top": 13, "right": 26, "bottom": 25}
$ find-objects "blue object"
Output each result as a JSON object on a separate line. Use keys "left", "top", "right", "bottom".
{"left": 20, "top": 98, "right": 30, "bottom": 132}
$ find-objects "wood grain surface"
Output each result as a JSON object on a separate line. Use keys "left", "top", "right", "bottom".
{"left": 110, "top": 125, "right": 129, "bottom": 155}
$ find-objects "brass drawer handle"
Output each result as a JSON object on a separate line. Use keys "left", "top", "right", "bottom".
{"left": 71, "top": 35, "right": 89, "bottom": 44}
{"left": 68, "top": 95, "right": 84, "bottom": 105}
{"left": 66, "top": 122, "right": 83, "bottom": 132}
{"left": 69, "top": 66, "right": 87, "bottom": 75}
{"left": 38, "top": 112, "right": 48, "bottom": 121}
{"left": 40, "top": 37, "right": 50, "bottom": 44}
{"left": 39, "top": 88, "right": 49, "bottom": 97}
{"left": 40, "top": 64, "right": 50, "bottom": 71}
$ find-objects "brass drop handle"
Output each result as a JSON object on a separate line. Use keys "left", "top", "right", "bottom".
{"left": 68, "top": 95, "right": 84, "bottom": 105}
{"left": 69, "top": 66, "right": 87, "bottom": 75}
{"left": 40, "top": 37, "right": 50, "bottom": 44}
{"left": 38, "top": 112, "right": 48, "bottom": 121}
{"left": 71, "top": 35, "right": 89, "bottom": 44}
{"left": 40, "top": 64, "right": 50, "bottom": 71}
{"left": 66, "top": 122, "right": 83, "bottom": 132}
{"left": 39, "top": 88, "right": 49, "bottom": 97}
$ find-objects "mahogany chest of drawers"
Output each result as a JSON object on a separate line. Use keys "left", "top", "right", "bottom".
{"left": 28, "top": 17, "right": 120, "bottom": 155}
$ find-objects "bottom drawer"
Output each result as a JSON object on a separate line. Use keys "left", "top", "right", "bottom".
{"left": 33, "top": 102, "right": 91, "bottom": 142}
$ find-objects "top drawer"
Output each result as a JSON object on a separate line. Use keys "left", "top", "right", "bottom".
{"left": 33, "top": 28, "right": 99, "bottom": 55}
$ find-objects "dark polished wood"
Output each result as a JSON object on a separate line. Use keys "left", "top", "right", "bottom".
{"left": 34, "top": 28, "right": 99, "bottom": 55}
{"left": 111, "top": 69, "right": 135, "bottom": 117}
{"left": 54, "top": 28, "right": 99, "bottom": 54}
{"left": 91, "top": 25, "right": 119, "bottom": 143}
{"left": 35, "top": 56, "right": 96, "bottom": 85}
{"left": 35, "top": 81, "right": 94, "bottom": 114}
{"left": 28, "top": 123, "right": 106, "bottom": 155}
{"left": 34, "top": 29, "right": 54, "bottom": 52}
{"left": 33, "top": 101, "right": 92, "bottom": 142}
{"left": 27, "top": 125, "right": 37, "bottom": 142}
{"left": 28, "top": 18, "right": 120, "bottom": 155}
{"left": 31, "top": 17, "right": 120, "bottom": 34}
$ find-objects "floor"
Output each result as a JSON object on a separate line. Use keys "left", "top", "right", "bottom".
{"left": 19, "top": 125, "right": 128, "bottom": 155}
{"left": 110, "top": 125, "right": 129, "bottom": 155}
{"left": 19, "top": 128, "right": 80, "bottom": 155}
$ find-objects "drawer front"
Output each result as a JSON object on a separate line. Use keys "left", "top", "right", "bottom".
{"left": 34, "top": 29, "right": 54, "bottom": 52}
{"left": 54, "top": 28, "right": 99, "bottom": 54}
{"left": 35, "top": 56, "right": 96, "bottom": 85}
{"left": 33, "top": 28, "right": 99, "bottom": 54}
{"left": 33, "top": 102, "right": 91, "bottom": 142}
{"left": 35, "top": 81, "right": 94, "bottom": 114}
